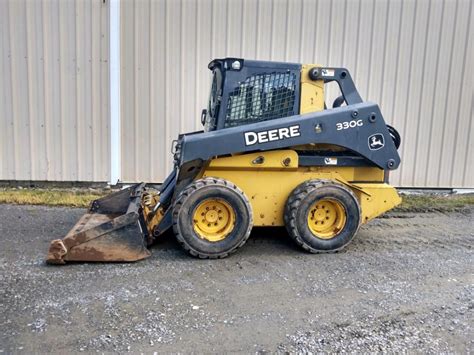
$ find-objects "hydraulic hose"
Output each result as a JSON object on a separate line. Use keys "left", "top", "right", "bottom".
{"left": 386, "top": 124, "right": 401, "bottom": 149}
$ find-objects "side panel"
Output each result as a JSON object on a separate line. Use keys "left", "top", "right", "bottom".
{"left": 201, "top": 151, "right": 394, "bottom": 227}
{"left": 299, "top": 65, "right": 325, "bottom": 114}
{"left": 179, "top": 102, "right": 401, "bottom": 170}
{"left": 351, "top": 184, "right": 402, "bottom": 223}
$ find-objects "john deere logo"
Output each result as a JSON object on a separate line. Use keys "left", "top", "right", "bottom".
{"left": 368, "top": 133, "right": 385, "bottom": 151}
{"left": 244, "top": 125, "right": 301, "bottom": 146}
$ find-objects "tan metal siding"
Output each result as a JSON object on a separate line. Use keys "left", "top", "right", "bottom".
{"left": 2, "top": 0, "right": 472, "bottom": 187}
{"left": 0, "top": 0, "right": 110, "bottom": 181}
{"left": 120, "top": 0, "right": 473, "bottom": 187}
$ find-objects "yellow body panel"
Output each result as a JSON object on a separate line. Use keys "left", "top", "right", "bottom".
{"left": 202, "top": 151, "right": 401, "bottom": 227}
{"left": 299, "top": 64, "right": 325, "bottom": 114}
{"left": 209, "top": 150, "right": 299, "bottom": 170}
{"left": 351, "top": 183, "right": 402, "bottom": 223}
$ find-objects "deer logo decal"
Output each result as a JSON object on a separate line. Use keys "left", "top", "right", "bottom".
{"left": 368, "top": 133, "right": 385, "bottom": 151}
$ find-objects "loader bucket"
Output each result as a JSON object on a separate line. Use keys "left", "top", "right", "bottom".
{"left": 46, "top": 183, "right": 151, "bottom": 264}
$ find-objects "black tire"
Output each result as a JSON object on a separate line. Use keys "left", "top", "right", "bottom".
{"left": 172, "top": 177, "right": 253, "bottom": 258}
{"left": 284, "top": 179, "right": 361, "bottom": 253}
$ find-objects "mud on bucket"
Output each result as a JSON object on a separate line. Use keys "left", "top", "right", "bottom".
{"left": 46, "top": 183, "right": 151, "bottom": 264}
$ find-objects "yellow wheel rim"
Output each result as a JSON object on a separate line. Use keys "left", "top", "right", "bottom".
{"left": 307, "top": 199, "right": 347, "bottom": 239}
{"left": 193, "top": 198, "right": 236, "bottom": 242}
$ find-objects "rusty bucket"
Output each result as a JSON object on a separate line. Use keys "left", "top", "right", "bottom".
{"left": 46, "top": 183, "right": 151, "bottom": 264}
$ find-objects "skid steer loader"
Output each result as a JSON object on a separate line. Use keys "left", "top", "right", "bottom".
{"left": 47, "top": 58, "right": 401, "bottom": 264}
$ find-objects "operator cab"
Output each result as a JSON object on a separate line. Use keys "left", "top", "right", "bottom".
{"left": 202, "top": 58, "right": 301, "bottom": 132}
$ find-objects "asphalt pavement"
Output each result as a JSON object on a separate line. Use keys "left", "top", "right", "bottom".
{"left": 0, "top": 204, "right": 472, "bottom": 353}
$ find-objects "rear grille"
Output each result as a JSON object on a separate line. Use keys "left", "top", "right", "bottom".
{"left": 225, "top": 72, "right": 297, "bottom": 127}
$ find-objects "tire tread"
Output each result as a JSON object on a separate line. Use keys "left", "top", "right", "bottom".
{"left": 172, "top": 177, "right": 253, "bottom": 259}
{"left": 284, "top": 179, "right": 361, "bottom": 253}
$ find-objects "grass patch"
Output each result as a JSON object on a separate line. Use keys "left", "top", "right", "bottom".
{"left": 0, "top": 188, "right": 109, "bottom": 208}
{"left": 0, "top": 187, "right": 473, "bottom": 213}
{"left": 395, "top": 193, "right": 474, "bottom": 213}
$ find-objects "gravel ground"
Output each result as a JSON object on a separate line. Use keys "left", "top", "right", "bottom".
{"left": 0, "top": 204, "right": 472, "bottom": 353}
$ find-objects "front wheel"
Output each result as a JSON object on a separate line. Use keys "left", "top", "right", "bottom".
{"left": 284, "top": 180, "right": 361, "bottom": 253}
{"left": 172, "top": 177, "right": 253, "bottom": 258}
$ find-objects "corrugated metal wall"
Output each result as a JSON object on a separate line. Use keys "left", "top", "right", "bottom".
{"left": 0, "top": 0, "right": 110, "bottom": 181}
{"left": 120, "top": 0, "right": 473, "bottom": 188}
{"left": 1, "top": 0, "right": 472, "bottom": 187}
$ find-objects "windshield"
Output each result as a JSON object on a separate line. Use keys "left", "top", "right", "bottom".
{"left": 204, "top": 68, "right": 222, "bottom": 131}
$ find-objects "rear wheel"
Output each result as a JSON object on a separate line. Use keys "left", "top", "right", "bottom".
{"left": 284, "top": 180, "right": 361, "bottom": 252}
{"left": 172, "top": 177, "right": 253, "bottom": 258}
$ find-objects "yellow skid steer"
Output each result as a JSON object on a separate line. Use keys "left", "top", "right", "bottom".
{"left": 47, "top": 58, "right": 401, "bottom": 264}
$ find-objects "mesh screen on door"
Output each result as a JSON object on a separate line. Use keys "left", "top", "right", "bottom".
{"left": 225, "top": 72, "right": 297, "bottom": 127}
